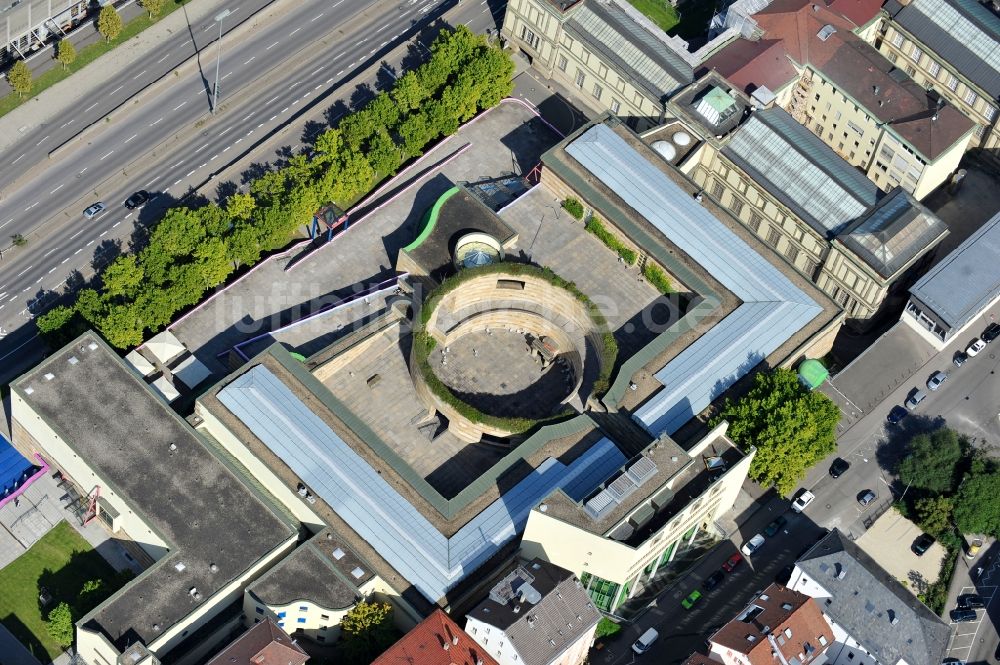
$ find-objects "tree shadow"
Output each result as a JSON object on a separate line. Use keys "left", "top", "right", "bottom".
{"left": 350, "top": 82, "right": 374, "bottom": 110}
{"left": 214, "top": 180, "right": 240, "bottom": 204}
{"left": 302, "top": 119, "right": 327, "bottom": 146}
{"left": 325, "top": 99, "right": 350, "bottom": 126}
{"left": 241, "top": 161, "right": 272, "bottom": 187}
{"left": 91, "top": 239, "right": 122, "bottom": 272}
{"left": 375, "top": 61, "right": 398, "bottom": 92}
{"left": 64, "top": 270, "right": 87, "bottom": 294}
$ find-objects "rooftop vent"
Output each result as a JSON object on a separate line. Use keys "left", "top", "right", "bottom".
{"left": 781, "top": 603, "right": 793, "bottom": 610}
{"left": 44, "top": 373, "right": 54, "bottom": 381}
{"left": 760, "top": 594, "right": 770, "bottom": 601}
{"left": 520, "top": 583, "right": 543, "bottom": 605}
{"left": 88, "top": 342, "right": 98, "bottom": 351}
{"left": 209, "top": 563, "right": 218, "bottom": 573}
{"left": 174, "top": 562, "right": 186, "bottom": 572}
{"left": 68, "top": 356, "right": 79, "bottom": 365}
{"left": 817, "top": 24, "right": 836, "bottom": 40}
{"left": 351, "top": 567, "right": 365, "bottom": 579}
{"left": 169, "top": 443, "right": 177, "bottom": 452}
{"left": 332, "top": 547, "right": 345, "bottom": 560}
{"left": 746, "top": 635, "right": 757, "bottom": 642}
{"left": 24, "top": 387, "right": 34, "bottom": 395}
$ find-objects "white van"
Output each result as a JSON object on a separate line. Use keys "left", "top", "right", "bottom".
{"left": 632, "top": 627, "right": 659, "bottom": 655}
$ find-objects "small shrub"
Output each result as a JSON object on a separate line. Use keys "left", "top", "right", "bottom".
{"left": 561, "top": 197, "right": 584, "bottom": 219}
{"left": 596, "top": 617, "right": 621, "bottom": 638}
{"left": 642, "top": 263, "right": 672, "bottom": 294}
{"left": 585, "top": 217, "right": 637, "bottom": 265}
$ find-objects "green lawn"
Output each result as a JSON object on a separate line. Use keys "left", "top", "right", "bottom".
{"left": 0, "top": 521, "right": 121, "bottom": 660}
{"left": 624, "top": 0, "right": 680, "bottom": 33}
{"left": 0, "top": 1, "right": 192, "bottom": 119}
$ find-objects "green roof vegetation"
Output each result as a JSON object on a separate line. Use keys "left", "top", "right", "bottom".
{"left": 404, "top": 186, "right": 461, "bottom": 252}
{"left": 624, "top": 0, "right": 679, "bottom": 33}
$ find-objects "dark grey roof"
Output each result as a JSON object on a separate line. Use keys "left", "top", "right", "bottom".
{"left": 205, "top": 618, "right": 308, "bottom": 665}
{"left": 795, "top": 530, "right": 949, "bottom": 665}
{"left": 13, "top": 335, "right": 294, "bottom": 650}
{"left": 466, "top": 559, "right": 600, "bottom": 665}
{"left": 884, "top": 0, "right": 1000, "bottom": 98}
{"left": 837, "top": 187, "right": 948, "bottom": 279}
{"left": 723, "top": 107, "right": 879, "bottom": 238}
{"left": 565, "top": 0, "right": 693, "bottom": 103}
{"left": 248, "top": 529, "right": 370, "bottom": 610}
{"left": 908, "top": 210, "right": 1000, "bottom": 329}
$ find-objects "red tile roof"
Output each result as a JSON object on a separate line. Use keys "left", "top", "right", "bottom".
{"left": 372, "top": 610, "right": 499, "bottom": 665}
{"left": 204, "top": 619, "right": 309, "bottom": 665}
{"left": 681, "top": 653, "right": 719, "bottom": 665}
{"left": 701, "top": 39, "right": 799, "bottom": 94}
{"left": 824, "top": 0, "right": 883, "bottom": 26}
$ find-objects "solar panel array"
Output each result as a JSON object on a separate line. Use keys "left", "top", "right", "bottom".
{"left": 565, "top": 123, "right": 823, "bottom": 436}
{"left": 724, "top": 109, "right": 877, "bottom": 236}
{"left": 218, "top": 365, "right": 627, "bottom": 602}
{"left": 583, "top": 455, "right": 661, "bottom": 519}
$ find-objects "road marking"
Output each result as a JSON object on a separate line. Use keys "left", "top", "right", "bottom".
{"left": 110, "top": 85, "right": 123, "bottom": 95}
{"left": 171, "top": 160, "right": 185, "bottom": 168}
{"left": 100, "top": 150, "right": 114, "bottom": 160}
{"left": 327, "top": 77, "right": 334, "bottom": 83}
{"left": 244, "top": 56, "right": 255, "bottom": 65}
{"left": 281, "top": 107, "right": 289, "bottom": 113}
{"left": 132, "top": 70, "right": 147, "bottom": 80}
{"left": 173, "top": 101, "right": 187, "bottom": 110}
{"left": 36, "top": 135, "right": 49, "bottom": 146}
{"left": 370, "top": 48, "right": 378, "bottom": 55}
{"left": 377, "top": 22, "right": 391, "bottom": 32}
{"left": 151, "top": 117, "right": 163, "bottom": 126}
{"left": 235, "top": 138, "right": 243, "bottom": 144}
{"left": 157, "top": 52, "right": 171, "bottom": 63}
{"left": 61, "top": 258, "right": 69, "bottom": 264}
{"left": 220, "top": 126, "right": 234, "bottom": 136}
{"left": 266, "top": 95, "right": 280, "bottom": 104}
{"left": 113, "top": 221, "right": 121, "bottom": 228}
{"left": 43, "top": 247, "right": 58, "bottom": 257}
{"left": 174, "top": 179, "right": 182, "bottom": 185}
{"left": 16, "top": 267, "right": 33, "bottom": 277}
{"left": 356, "top": 39, "right": 365, "bottom": 46}
{"left": 290, "top": 81, "right": 301, "bottom": 89}
{"left": 211, "top": 153, "right": 219, "bottom": 161}
{"left": 124, "top": 133, "right": 138, "bottom": 143}
{"left": 223, "top": 146, "right": 231, "bottom": 152}
{"left": 247, "top": 129, "right": 254, "bottom": 135}
{"left": 257, "top": 123, "right": 264, "bottom": 128}
{"left": 312, "top": 12, "right": 324, "bottom": 21}
{"left": 314, "top": 84, "right": 322, "bottom": 90}
{"left": 242, "top": 113, "right": 254, "bottom": 121}
{"left": 84, "top": 102, "right": 98, "bottom": 112}
{"left": 124, "top": 213, "right": 133, "bottom": 220}
{"left": 289, "top": 27, "right": 301, "bottom": 36}
{"left": 267, "top": 41, "right": 280, "bottom": 50}
{"left": 99, "top": 231, "right": 107, "bottom": 238}
{"left": 336, "top": 70, "right": 344, "bottom": 76}
{"left": 48, "top": 268, "right": 57, "bottom": 274}
{"left": 79, "top": 167, "right": 87, "bottom": 174}
{"left": 302, "top": 91, "right": 310, "bottom": 98}
{"left": 195, "top": 142, "right": 210, "bottom": 153}
{"left": 333, "top": 0, "right": 344, "bottom": 6}
{"left": 49, "top": 184, "right": 64, "bottom": 194}
{"left": 69, "top": 230, "right": 83, "bottom": 240}
{"left": 24, "top": 202, "right": 39, "bottom": 211}
{"left": 222, "top": 72, "right": 232, "bottom": 80}
{"left": 199, "top": 163, "right": 207, "bottom": 169}
{"left": 380, "top": 40, "right": 388, "bottom": 47}
{"left": 311, "top": 66, "right": 323, "bottom": 76}
{"left": 12, "top": 154, "right": 24, "bottom": 165}
{"left": 0, "top": 219, "right": 11, "bottom": 229}
{"left": 36, "top": 277, "right": 42, "bottom": 284}
{"left": 74, "top": 249, "right": 82, "bottom": 255}
{"left": 186, "top": 170, "right": 196, "bottom": 177}
{"left": 269, "top": 115, "right": 277, "bottom": 121}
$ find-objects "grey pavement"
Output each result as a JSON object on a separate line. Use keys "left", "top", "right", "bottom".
{"left": 942, "top": 539, "right": 998, "bottom": 664}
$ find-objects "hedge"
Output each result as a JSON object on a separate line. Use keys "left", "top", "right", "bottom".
{"left": 561, "top": 197, "right": 584, "bottom": 220}
{"left": 585, "top": 217, "right": 637, "bottom": 265}
{"left": 642, "top": 262, "right": 673, "bottom": 294}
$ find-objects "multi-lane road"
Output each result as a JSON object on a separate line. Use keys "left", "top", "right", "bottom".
{"left": 0, "top": 0, "right": 503, "bottom": 379}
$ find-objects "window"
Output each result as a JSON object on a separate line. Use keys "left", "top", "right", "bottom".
{"left": 299, "top": 605, "right": 308, "bottom": 612}
{"left": 575, "top": 69, "right": 585, "bottom": 88}
{"left": 255, "top": 607, "right": 264, "bottom": 615}
{"left": 947, "top": 74, "right": 959, "bottom": 91}
{"left": 985, "top": 105, "right": 997, "bottom": 122}
{"left": 748, "top": 211, "right": 762, "bottom": 233}
{"left": 975, "top": 124, "right": 987, "bottom": 138}
{"left": 814, "top": 93, "right": 820, "bottom": 101}
{"left": 598, "top": 64, "right": 608, "bottom": 78}
{"left": 581, "top": 49, "right": 591, "bottom": 64}
{"left": 557, "top": 55, "right": 567, "bottom": 72}
{"left": 518, "top": 26, "right": 540, "bottom": 50}
{"left": 297, "top": 618, "right": 307, "bottom": 624}
{"left": 905, "top": 65, "right": 916, "bottom": 77}
{"left": 592, "top": 83, "right": 603, "bottom": 100}
{"left": 786, "top": 245, "right": 800, "bottom": 264}
{"left": 730, "top": 198, "right": 744, "bottom": 216}
{"left": 964, "top": 88, "right": 978, "bottom": 106}
{"left": 766, "top": 226, "right": 781, "bottom": 246}
{"left": 277, "top": 612, "right": 287, "bottom": 618}
{"left": 847, "top": 120, "right": 864, "bottom": 136}
{"left": 890, "top": 32, "right": 903, "bottom": 48}
{"left": 610, "top": 99, "right": 621, "bottom": 114}
{"left": 848, "top": 653, "right": 855, "bottom": 661}
{"left": 909, "top": 44, "right": 922, "bottom": 63}
{"left": 802, "top": 257, "right": 818, "bottom": 276}
{"left": 561, "top": 34, "right": 574, "bottom": 48}
{"left": 711, "top": 181, "right": 724, "bottom": 199}
{"left": 927, "top": 60, "right": 941, "bottom": 77}
{"left": 616, "top": 77, "right": 625, "bottom": 92}
{"left": 321, "top": 614, "right": 330, "bottom": 620}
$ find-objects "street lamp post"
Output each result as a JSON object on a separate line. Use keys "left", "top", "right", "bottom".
{"left": 212, "top": 9, "right": 232, "bottom": 114}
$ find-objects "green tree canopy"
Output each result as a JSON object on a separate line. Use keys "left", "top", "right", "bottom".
{"left": 8, "top": 60, "right": 32, "bottom": 98}
{"left": 340, "top": 601, "right": 397, "bottom": 664}
{"left": 141, "top": 0, "right": 165, "bottom": 18}
{"left": 711, "top": 368, "right": 840, "bottom": 495}
{"left": 46, "top": 602, "right": 74, "bottom": 648}
{"left": 898, "top": 428, "right": 964, "bottom": 494}
{"left": 914, "top": 495, "right": 954, "bottom": 538}
{"left": 98, "top": 5, "right": 123, "bottom": 42}
{"left": 56, "top": 39, "right": 77, "bottom": 70}
{"left": 954, "top": 468, "right": 1000, "bottom": 537}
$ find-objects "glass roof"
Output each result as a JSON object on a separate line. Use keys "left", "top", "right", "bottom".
{"left": 914, "top": 0, "right": 1000, "bottom": 73}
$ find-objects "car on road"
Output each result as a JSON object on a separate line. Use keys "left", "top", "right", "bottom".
{"left": 632, "top": 628, "right": 658, "bottom": 655}
{"left": 741, "top": 534, "right": 766, "bottom": 556}
{"left": 953, "top": 351, "right": 968, "bottom": 367}
{"left": 764, "top": 515, "right": 787, "bottom": 537}
{"left": 829, "top": 458, "right": 851, "bottom": 478}
{"left": 967, "top": 338, "right": 987, "bottom": 357}
{"left": 905, "top": 388, "right": 926, "bottom": 410}
{"left": 887, "top": 405, "right": 908, "bottom": 425}
{"left": 722, "top": 553, "right": 743, "bottom": 572}
{"left": 942, "top": 658, "right": 966, "bottom": 665}
{"left": 958, "top": 594, "right": 985, "bottom": 609}
{"left": 927, "top": 371, "right": 948, "bottom": 391}
{"left": 702, "top": 571, "right": 725, "bottom": 591}
{"left": 83, "top": 202, "right": 106, "bottom": 219}
{"left": 124, "top": 190, "right": 150, "bottom": 209}
{"left": 911, "top": 533, "right": 935, "bottom": 556}
{"left": 950, "top": 607, "right": 977, "bottom": 623}
{"left": 857, "top": 489, "right": 876, "bottom": 507}
{"left": 983, "top": 322, "right": 1000, "bottom": 343}
{"left": 681, "top": 589, "right": 703, "bottom": 609}
{"left": 792, "top": 489, "right": 815, "bottom": 513}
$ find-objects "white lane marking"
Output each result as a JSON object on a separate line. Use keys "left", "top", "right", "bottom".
{"left": 157, "top": 52, "right": 171, "bottom": 63}
{"left": 173, "top": 100, "right": 187, "bottom": 110}
{"left": 336, "top": 70, "right": 344, "bottom": 76}
{"left": 124, "top": 213, "right": 133, "bottom": 220}
{"left": 49, "top": 184, "right": 64, "bottom": 194}
{"left": 79, "top": 167, "right": 87, "bottom": 174}
{"left": 74, "top": 249, "right": 82, "bottom": 255}
{"left": 100, "top": 150, "right": 114, "bottom": 160}
{"left": 124, "top": 133, "right": 138, "bottom": 143}
{"left": 174, "top": 179, "right": 182, "bottom": 185}
{"left": 48, "top": 267, "right": 57, "bottom": 274}
{"left": 16, "top": 266, "right": 33, "bottom": 277}
{"left": 171, "top": 160, "right": 185, "bottom": 168}
{"left": 235, "top": 138, "right": 244, "bottom": 144}
{"left": 356, "top": 39, "right": 365, "bottom": 46}
{"left": 289, "top": 27, "right": 301, "bottom": 36}
{"left": 266, "top": 95, "right": 280, "bottom": 104}
{"left": 333, "top": 0, "right": 343, "bottom": 6}
{"left": 186, "top": 170, "right": 195, "bottom": 177}
{"left": 242, "top": 113, "right": 254, "bottom": 121}
{"left": 195, "top": 142, "right": 209, "bottom": 153}
{"left": 132, "top": 70, "right": 147, "bottom": 80}
{"left": 311, "top": 12, "right": 324, "bottom": 21}
{"left": 110, "top": 85, "right": 123, "bottom": 95}
{"left": 244, "top": 56, "right": 255, "bottom": 65}
{"left": 151, "top": 117, "right": 163, "bottom": 126}
{"left": 84, "top": 102, "right": 98, "bottom": 112}
{"left": 370, "top": 48, "right": 377, "bottom": 54}
{"left": 327, "top": 77, "right": 334, "bottom": 83}
{"left": 290, "top": 81, "right": 300, "bottom": 89}
{"left": 69, "top": 229, "right": 84, "bottom": 240}
{"left": 24, "top": 202, "right": 39, "bottom": 211}
{"left": 145, "top": 179, "right": 155, "bottom": 187}
{"left": 223, "top": 146, "right": 231, "bottom": 152}
{"left": 311, "top": 66, "right": 323, "bottom": 76}
{"left": 62, "top": 258, "right": 69, "bottom": 264}
{"left": 43, "top": 247, "right": 58, "bottom": 257}
{"left": 0, "top": 219, "right": 11, "bottom": 229}
{"left": 12, "top": 154, "right": 24, "bottom": 165}
{"left": 281, "top": 107, "right": 289, "bottom": 113}
{"left": 113, "top": 221, "right": 121, "bottom": 228}
{"left": 220, "top": 126, "right": 233, "bottom": 136}
{"left": 314, "top": 84, "right": 322, "bottom": 90}
{"left": 222, "top": 72, "right": 232, "bottom": 79}
{"left": 199, "top": 163, "right": 207, "bottom": 169}
{"left": 267, "top": 41, "right": 280, "bottom": 50}
{"left": 99, "top": 231, "right": 107, "bottom": 238}
{"left": 269, "top": 115, "right": 277, "bottom": 121}
{"left": 36, "top": 135, "right": 50, "bottom": 146}
{"left": 247, "top": 129, "right": 254, "bottom": 135}
{"left": 211, "top": 153, "right": 219, "bottom": 161}
{"left": 377, "top": 22, "right": 391, "bottom": 32}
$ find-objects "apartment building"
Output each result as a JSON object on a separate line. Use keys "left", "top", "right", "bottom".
{"left": 465, "top": 560, "right": 600, "bottom": 665}
{"left": 667, "top": 79, "right": 948, "bottom": 325}
{"left": 519, "top": 423, "right": 754, "bottom": 615}
{"left": 204, "top": 619, "right": 309, "bottom": 665}
{"left": 500, "top": 0, "right": 694, "bottom": 129}
{"left": 374, "top": 610, "right": 498, "bottom": 665}
{"left": 788, "top": 530, "right": 950, "bottom": 665}
{"left": 873, "top": 0, "right": 1000, "bottom": 161}
{"left": 701, "top": 0, "right": 974, "bottom": 199}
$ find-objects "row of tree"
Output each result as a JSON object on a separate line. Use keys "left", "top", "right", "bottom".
{"left": 37, "top": 27, "right": 514, "bottom": 349}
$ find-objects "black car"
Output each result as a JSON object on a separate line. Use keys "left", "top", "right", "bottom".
{"left": 764, "top": 515, "right": 788, "bottom": 537}
{"left": 983, "top": 322, "right": 1000, "bottom": 343}
{"left": 911, "top": 533, "right": 935, "bottom": 556}
{"left": 950, "top": 607, "right": 977, "bottom": 622}
{"left": 958, "top": 593, "right": 985, "bottom": 609}
{"left": 829, "top": 458, "right": 851, "bottom": 478}
{"left": 124, "top": 190, "right": 150, "bottom": 209}
{"left": 953, "top": 351, "right": 968, "bottom": 367}
{"left": 887, "top": 405, "right": 908, "bottom": 425}
{"left": 702, "top": 571, "right": 725, "bottom": 591}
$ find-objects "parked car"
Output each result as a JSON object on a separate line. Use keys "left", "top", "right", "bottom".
{"left": 887, "top": 405, "right": 908, "bottom": 425}
{"left": 829, "top": 458, "right": 851, "bottom": 478}
{"left": 722, "top": 552, "right": 743, "bottom": 572}
{"left": 123, "top": 190, "right": 150, "bottom": 209}
{"left": 83, "top": 202, "right": 106, "bottom": 219}
{"left": 764, "top": 515, "right": 788, "bottom": 537}
{"left": 927, "top": 371, "right": 948, "bottom": 391}
{"left": 966, "top": 538, "right": 983, "bottom": 559}
{"left": 741, "top": 534, "right": 766, "bottom": 556}
{"left": 632, "top": 628, "right": 658, "bottom": 655}
{"left": 792, "top": 490, "right": 815, "bottom": 513}
{"left": 950, "top": 607, "right": 977, "bottom": 623}
{"left": 857, "top": 489, "right": 876, "bottom": 507}
{"left": 953, "top": 351, "right": 968, "bottom": 367}
{"left": 968, "top": 338, "right": 987, "bottom": 357}
{"left": 702, "top": 571, "right": 725, "bottom": 591}
{"left": 982, "top": 322, "right": 1000, "bottom": 343}
{"left": 681, "top": 589, "right": 703, "bottom": 609}
{"left": 911, "top": 533, "right": 935, "bottom": 556}
{"left": 942, "top": 657, "right": 965, "bottom": 665}
{"left": 905, "top": 388, "right": 926, "bottom": 410}
{"left": 958, "top": 594, "right": 985, "bottom": 609}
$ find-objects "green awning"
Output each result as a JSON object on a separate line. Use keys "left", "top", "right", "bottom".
{"left": 798, "top": 358, "right": 829, "bottom": 390}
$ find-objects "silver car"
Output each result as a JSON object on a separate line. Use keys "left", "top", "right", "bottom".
{"left": 83, "top": 202, "right": 106, "bottom": 219}
{"left": 927, "top": 371, "right": 948, "bottom": 391}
